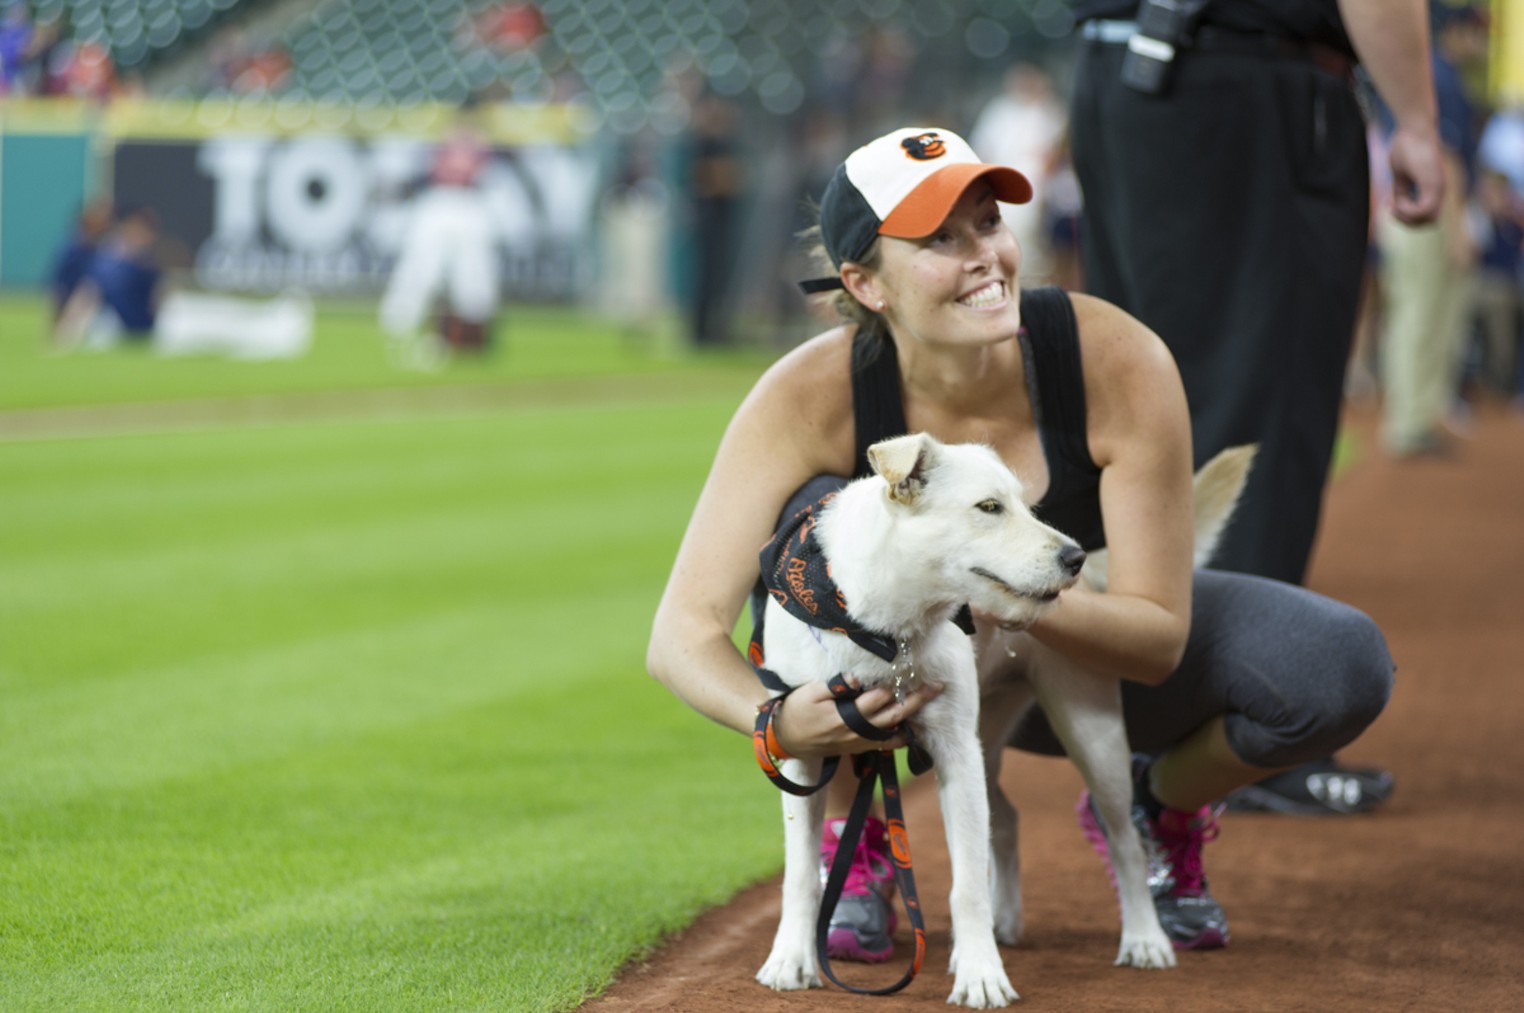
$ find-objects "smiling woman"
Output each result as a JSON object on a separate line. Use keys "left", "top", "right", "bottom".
{"left": 646, "top": 125, "right": 1399, "bottom": 981}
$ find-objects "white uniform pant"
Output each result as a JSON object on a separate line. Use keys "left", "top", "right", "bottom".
{"left": 379, "top": 187, "right": 500, "bottom": 337}
{"left": 154, "top": 291, "right": 314, "bottom": 359}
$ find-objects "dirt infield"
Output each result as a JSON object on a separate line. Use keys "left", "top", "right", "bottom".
{"left": 582, "top": 402, "right": 1524, "bottom": 1012}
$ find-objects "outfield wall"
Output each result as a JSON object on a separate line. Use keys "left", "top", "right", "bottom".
{"left": 0, "top": 98, "right": 604, "bottom": 299}
{"left": 0, "top": 101, "right": 99, "bottom": 290}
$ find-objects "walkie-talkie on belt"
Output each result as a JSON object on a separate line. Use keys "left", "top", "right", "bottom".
{"left": 1120, "top": 0, "right": 1212, "bottom": 94}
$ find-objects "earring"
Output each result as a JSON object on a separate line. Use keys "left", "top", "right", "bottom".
{"left": 876, "top": 301, "right": 886, "bottom": 311}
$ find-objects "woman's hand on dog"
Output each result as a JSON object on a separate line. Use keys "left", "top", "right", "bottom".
{"left": 772, "top": 680, "right": 944, "bottom": 757}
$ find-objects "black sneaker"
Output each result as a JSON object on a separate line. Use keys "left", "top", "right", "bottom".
{"left": 1224, "top": 759, "right": 1394, "bottom": 815}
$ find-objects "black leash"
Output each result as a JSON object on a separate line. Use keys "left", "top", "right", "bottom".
{"left": 816, "top": 748, "right": 926, "bottom": 995}
{"left": 751, "top": 673, "right": 932, "bottom": 995}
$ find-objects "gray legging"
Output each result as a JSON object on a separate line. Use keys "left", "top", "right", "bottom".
{"left": 765, "top": 476, "right": 1395, "bottom": 769}
{"left": 1011, "top": 568, "right": 1394, "bottom": 768}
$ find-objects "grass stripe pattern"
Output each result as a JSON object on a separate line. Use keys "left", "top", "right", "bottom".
{"left": 0, "top": 297, "right": 783, "bottom": 1011}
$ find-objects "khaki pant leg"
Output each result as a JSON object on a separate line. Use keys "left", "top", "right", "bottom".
{"left": 1377, "top": 215, "right": 1467, "bottom": 451}
{"left": 1473, "top": 271, "right": 1522, "bottom": 390}
{"left": 1428, "top": 261, "right": 1474, "bottom": 422}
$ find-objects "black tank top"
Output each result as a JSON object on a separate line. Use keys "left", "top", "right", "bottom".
{"left": 850, "top": 286, "right": 1107, "bottom": 550}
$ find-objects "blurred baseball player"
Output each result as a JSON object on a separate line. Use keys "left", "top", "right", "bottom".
{"left": 379, "top": 102, "right": 501, "bottom": 367}
{"left": 53, "top": 203, "right": 312, "bottom": 359}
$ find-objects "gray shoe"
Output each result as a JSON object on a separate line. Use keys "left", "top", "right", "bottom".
{"left": 824, "top": 892, "right": 895, "bottom": 963}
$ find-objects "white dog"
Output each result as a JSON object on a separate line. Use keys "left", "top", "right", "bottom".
{"left": 753, "top": 432, "right": 1254, "bottom": 1007}
{"left": 755, "top": 433, "right": 1085, "bottom": 1007}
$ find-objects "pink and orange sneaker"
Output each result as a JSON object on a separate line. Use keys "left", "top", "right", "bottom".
{"left": 820, "top": 816, "right": 898, "bottom": 963}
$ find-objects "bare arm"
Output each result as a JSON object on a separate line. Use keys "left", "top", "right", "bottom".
{"left": 1340, "top": 0, "right": 1445, "bottom": 224}
{"left": 645, "top": 332, "right": 944, "bottom": 756}
{"left": 1023, "top": 295, "right": 1195, "bottom": 685}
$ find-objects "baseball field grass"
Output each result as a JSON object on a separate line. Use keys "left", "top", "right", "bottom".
{"left": 0, "top": 295, "right": 786, "bottom": 1011}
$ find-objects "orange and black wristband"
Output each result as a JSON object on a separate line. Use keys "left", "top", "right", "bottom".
{"left": 753, "top": 692, "right": 839, "bottom": 796}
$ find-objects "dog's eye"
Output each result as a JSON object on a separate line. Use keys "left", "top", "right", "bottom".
{"left": 975, "top": 499, "right": 1004, "bottom": 515}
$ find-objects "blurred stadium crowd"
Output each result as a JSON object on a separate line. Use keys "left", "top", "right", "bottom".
{"left": 2, "top": 1, "right": 1082, "bottom": 340}
{"left": 2, "top": 0, "right": 1522, "bottom": 418}
{"left": 0, "top": 0, "right": 1076, "bottom": 118}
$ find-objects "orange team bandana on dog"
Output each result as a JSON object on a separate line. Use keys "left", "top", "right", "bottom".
{"left": 756, "top": 492, "right": 976, "bottom": 665}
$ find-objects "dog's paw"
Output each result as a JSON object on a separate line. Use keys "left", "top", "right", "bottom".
{"left": 755, "top": 950, "right": 821, "bottom": 991}
{"left": 1115, "top": 931, "right": 1177, "bottom": 970}
{"left": 947, "top": 948, "right": 1018, "bottom": 1008}
{"left": 947, "top": 966, "right": 1019, "bottom": 1009}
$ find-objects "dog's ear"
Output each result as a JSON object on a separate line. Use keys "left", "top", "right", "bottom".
{"left": 867, "top": 433, "right": 937, "bottom": 505}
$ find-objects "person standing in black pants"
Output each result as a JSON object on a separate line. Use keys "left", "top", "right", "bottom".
{"left": 686, "top": 90, "right": 746, "bottom": 347}
{"left": 1067, "top": 0, "right": 1446, "bottom": 814}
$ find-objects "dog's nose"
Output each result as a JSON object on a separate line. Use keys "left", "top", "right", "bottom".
{"left": 1059, "top": 544, "right": 1086, "bottom": 577}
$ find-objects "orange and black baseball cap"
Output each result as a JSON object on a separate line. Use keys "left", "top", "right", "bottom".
{"left": 800, "top": 127, "right": 1033, "bottom": 294}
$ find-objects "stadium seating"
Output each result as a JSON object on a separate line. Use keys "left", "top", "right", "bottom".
{"left": 269, "top": 0, "right": 1075, "bottom": 129}
{"left": 35, "top": 0, "right": 247, "bottom": 73}
{"left": 43, "top": 0, "right": 1075, "bottom": 125}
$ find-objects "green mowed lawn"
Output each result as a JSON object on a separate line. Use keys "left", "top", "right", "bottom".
{"left": 0, "top": 296, "right": 786, "bottom": 1011}
{"left": 0, "top": 296, "right": 751, "bottom": 411}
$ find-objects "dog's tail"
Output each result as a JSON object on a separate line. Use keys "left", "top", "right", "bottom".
{"left": 1078, "top": 444, "right": 1258, "bottom": 592}
{"left": 1190, "top": 444, "right": 1258, "bottom": 570}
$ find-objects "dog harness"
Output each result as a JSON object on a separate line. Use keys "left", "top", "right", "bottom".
{"left": 758, "top": 492, "right": 977, "bottom": 666}
{"left": 759, "top": 491, "right": 898, "bottom": 663}
{"left": 749, "top": 490, "right": 952, "bottom": 791}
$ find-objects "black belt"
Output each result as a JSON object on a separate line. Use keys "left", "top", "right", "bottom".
{"left": 1083, "top": 19, "right": 1355, "bottom": 79}
{"left": 1192, "top": 26, "right": 1355, "bottom": 79}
